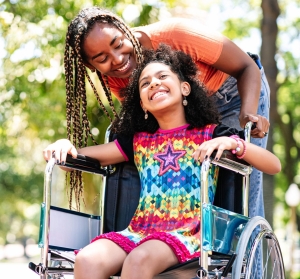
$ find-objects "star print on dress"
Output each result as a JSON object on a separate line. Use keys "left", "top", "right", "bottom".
{"left": 153, "top": 141, "right": 186, "bottom": 176}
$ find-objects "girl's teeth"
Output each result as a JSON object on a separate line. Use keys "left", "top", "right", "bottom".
{"left": 153, "top": 92, "right": 166, "bottom": 100}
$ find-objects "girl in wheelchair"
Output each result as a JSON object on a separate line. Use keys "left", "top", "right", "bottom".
{"left": 43, "top": 44, "right": 280, "bottom": 279}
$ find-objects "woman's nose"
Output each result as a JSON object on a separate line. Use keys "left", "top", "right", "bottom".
{"left": 111, "top": 52, "right": 123, "bottom": 65}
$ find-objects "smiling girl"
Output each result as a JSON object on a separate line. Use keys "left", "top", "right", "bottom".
{"left": 44, "top": 44, "right": 280, "bottom": 279}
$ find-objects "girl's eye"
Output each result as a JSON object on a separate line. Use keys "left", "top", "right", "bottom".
{"left": 160, "top": 74, "right": 168, "bottom": 79}
{"left": 141, "top": 81, "right": 150, "bottom": 88}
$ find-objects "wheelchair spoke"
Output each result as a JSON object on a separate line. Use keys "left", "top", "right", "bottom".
{"left": 233, "top": 217, "right": 285, "bottom": 279}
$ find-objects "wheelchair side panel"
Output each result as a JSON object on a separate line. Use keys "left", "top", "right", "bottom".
{"left": 203, "top": 204, "right": 249, "bottom": 254}
{"left": 38, "top": 203, "right": 101, "bottom": 251}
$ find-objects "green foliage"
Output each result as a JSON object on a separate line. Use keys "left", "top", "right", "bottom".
{"left": 0, "top": 0, "right": 155, "bottom": 247}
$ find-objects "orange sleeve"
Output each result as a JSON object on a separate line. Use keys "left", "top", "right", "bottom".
{"left": 134, "top": 18, "right": 229, "bottom": 94}
{"left": 107, "top": 76, "right": 129, "bottom": 101}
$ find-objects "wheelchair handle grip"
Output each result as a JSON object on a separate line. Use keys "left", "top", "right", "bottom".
{"left": 57, "top": 154, "right": 108, "bottom": 175}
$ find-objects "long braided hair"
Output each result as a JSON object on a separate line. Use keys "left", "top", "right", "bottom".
{"left": 64, "top": 6, "right": 143, "bottom": 210}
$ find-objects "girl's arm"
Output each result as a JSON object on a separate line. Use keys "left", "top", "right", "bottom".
{"left": 43, "top": 139, "right": 126, "bottom": 167}
{"left": 192, "top": 136, "right": 281, "bottom": 175}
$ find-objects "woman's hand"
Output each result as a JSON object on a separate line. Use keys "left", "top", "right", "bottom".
{"left": 43, "top": 139, "right": 78, "bottom": 164}
{"left": 192, "top": 137, "right": 236, "bottom": 162}
{"left": 240, "top": 114, "right": 270, "bottom": 138}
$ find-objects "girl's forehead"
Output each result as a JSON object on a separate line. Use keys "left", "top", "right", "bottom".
{"left": 141, "top": 62, "right": 171, "bottom": 74}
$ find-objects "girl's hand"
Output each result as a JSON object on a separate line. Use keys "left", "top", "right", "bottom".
{"left": 43, "top": 139, "right": 78, "bottom": 164}
{"left": 192, "top": 136, "right": 236, "bottom": 162}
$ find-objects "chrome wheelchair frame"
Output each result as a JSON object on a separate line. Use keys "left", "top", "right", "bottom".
{"left": 29, "top": 122, "right": 285, "bottom": 278}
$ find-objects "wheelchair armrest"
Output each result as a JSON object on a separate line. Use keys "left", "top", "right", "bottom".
{"left": 211, "top": 150, "right": 252, "bottom": 176}
{"left": 57, "top": 154, "right": 108, "bottom": 176}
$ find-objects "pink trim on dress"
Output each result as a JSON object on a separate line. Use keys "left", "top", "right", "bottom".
{"left": 91, "top": 232, "right": 137, "bottom": 254}
{"left": 114, "top": 139, "right": 129, "bottom": 161}
{"left": 138, "top": 232, "right": 200, "bottom": 263}
{"left": 158, "top": 124, "right": 190, "bottom": 134}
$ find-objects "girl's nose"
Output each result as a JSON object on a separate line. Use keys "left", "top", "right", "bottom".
{"left": 150, "top": 79, "right": 160, "bottom": 88}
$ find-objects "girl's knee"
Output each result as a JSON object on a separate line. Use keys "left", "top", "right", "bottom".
{"left": 125, "top": 248, "right": 150, "bottom": 267}
{"left": 75, "top": 248, "right": 95, "bottom": 267}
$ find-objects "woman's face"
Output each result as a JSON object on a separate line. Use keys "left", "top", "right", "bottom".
{"left": 139, "top": 62, "right": 190, "bottom": 115}
{"left": 82, "top": 22, "right": 137, "bottom": 79}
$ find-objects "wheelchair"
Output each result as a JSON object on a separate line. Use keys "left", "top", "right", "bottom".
{"left": 29, "top": 122, "right": 285, "bottom": 278}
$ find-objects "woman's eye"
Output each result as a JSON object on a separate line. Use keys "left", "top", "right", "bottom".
{"left": 99, "top": 56, "right": 108, "bottom": 63}
{"left": 116, "top": 40, "right": 123, "bottom": 49}
{"left": 160, "top": 74, "right": 168, "bottom": 79}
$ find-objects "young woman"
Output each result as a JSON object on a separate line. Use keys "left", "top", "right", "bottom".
{"left": 44, "top": 45, "right": 280, "bottom": 279}
{"left": 64, "top": 6, "right": 270, "bottom": 219}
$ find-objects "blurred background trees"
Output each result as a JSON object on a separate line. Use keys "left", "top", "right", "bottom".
{"left": 0, "top": 0, "right": 299, "bottom": 274}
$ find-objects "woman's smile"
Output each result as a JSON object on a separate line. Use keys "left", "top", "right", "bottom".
{"left": 114, "top": 56, "right": 131, "bottom": 73}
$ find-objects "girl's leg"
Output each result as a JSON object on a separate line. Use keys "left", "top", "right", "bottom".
{"left": 121, "top": 240, "right": 179, "bottom": 279}
{"left": 74, "top": 238, "right": 127, "bottom": 279}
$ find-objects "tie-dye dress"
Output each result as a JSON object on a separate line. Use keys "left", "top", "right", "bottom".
{"left": 92, "top": 124, "right": 219, "bottom": 263}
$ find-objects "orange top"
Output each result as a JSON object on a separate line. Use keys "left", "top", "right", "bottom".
{"left": 107, "top": 18, "right": 229, "bottom": 101}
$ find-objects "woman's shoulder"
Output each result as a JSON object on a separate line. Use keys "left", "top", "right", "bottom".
{"left": 133, "top": 17, "right": 222, "bottom": 39}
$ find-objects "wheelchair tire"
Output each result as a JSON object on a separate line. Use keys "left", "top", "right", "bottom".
{"left": 232, "top": 216, "right": 285, "bottom": 279}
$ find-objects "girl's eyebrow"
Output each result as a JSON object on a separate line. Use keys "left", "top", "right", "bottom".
{"left": 139, "top": 70, "right": 166, "bottom": 85}
{"left": 91, "top": 35, "right": 118, "bottom": 60}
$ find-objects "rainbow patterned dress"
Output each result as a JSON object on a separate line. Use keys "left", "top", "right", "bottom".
{"left": 92, "top": 124, "right": 218, "bottom": 263}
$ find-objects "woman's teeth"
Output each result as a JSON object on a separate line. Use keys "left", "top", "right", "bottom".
{"left": 117, "top": 59, "right": 130, "bottom": 72}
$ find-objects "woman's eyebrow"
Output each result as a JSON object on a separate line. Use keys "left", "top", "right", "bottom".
{"left": 91, "top": 35, "right": 118, "bottom": 60}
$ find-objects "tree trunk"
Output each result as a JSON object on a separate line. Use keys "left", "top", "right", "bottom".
{"left": 260, "top": 0, "right": 280, "bottom": 228}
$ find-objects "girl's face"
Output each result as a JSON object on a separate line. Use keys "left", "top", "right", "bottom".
{"left": 139, "top": 62, "right": 190, "bottom": 114}
{"left": 82, "top": 23, "right": 137, "bottom": 79}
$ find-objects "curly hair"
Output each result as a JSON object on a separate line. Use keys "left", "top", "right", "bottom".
{"left": 64, "top": 6, "right": 143, "bottom": 210}
{"left": 111, "top": 44, "right": 220, "bottom": 135}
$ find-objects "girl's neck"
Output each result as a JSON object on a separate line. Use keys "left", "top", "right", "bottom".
{"left": 156, "top": 115, "right": 188, "bottom": 130}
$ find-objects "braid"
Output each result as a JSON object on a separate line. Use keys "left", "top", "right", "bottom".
{"left": 64, "top": 6, "right": 143, "bottom": 210}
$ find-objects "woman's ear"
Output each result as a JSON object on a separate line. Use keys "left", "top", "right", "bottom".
{"left": 83, "top": 61, "right": 96, "bottom": 72}
{"left": 181, "top": 81, "right": 191, "bottom": 96}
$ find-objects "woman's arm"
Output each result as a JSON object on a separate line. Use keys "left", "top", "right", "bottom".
{"left": 213, "top": 37, "right": 269, "bottom": 136}
{"left": 43, "top": 139, "right": 126, "bottom": 167}
{"left": 192, "top": 136, "right": 281, "bottom": 175}
{"left": 135, "top": 18, "right": 270, "bottom": 137}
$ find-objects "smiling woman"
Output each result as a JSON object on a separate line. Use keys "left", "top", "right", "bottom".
{"left": 81, "top": 22, "right": 137, "bottom": 79}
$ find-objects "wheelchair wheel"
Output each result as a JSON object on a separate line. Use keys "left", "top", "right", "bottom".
{"left": 232, "top": 216, "right": 285, "bottom": 279}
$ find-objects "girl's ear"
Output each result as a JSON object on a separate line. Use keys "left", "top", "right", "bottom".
{"left": 181, "top": 81, "right": 191, "bottom": 96}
